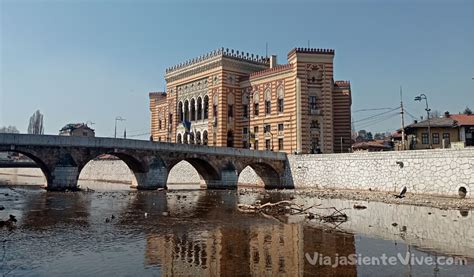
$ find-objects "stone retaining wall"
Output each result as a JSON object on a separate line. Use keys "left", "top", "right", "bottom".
{"left": 287, "top": 148, "right": 474, "bottom": 198}
{"left": 2, "top": 148, "right": 472, "bottom": 198}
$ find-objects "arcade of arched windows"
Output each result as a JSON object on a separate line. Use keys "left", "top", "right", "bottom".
{"left": 178, "top": 95, "right": 209, "bottom": 123}
{"left": 176, "top": 130, "right": 208, "bottom": 146}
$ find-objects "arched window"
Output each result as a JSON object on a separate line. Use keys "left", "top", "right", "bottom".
{"left": 277, "top": 86, "right": 284, "bottom": 113}
{"left": 178, "top": 102, "right": 184, "bottom": 122}
{"left": 197, "top": 97, "right": 202, "bottom": 120}
{"left": 189, "top": 132, "right": 195, "bottom": 144}
{"left": 242, "top": 92, "right": 249, "bottom": 118}
{"left": 227, "top": 94, "right": 234, "bottom": 118}
{"left": 253, "top": 92, "right": 259, "bottom": 116}
{"left": 177, "top": 133, "right": 182, "bottom": 143}
{"left": 184, "top": 100, "right": 189, "bottom": 121}
{"left": 213, "top": 94, "right": 218, "bottom": 118}
{"left": 183, "top": 133, "right": 188, "bottom": 144}
{"left": 203, "top": 95, "right": 209, "bottom": 119}
{"left": 203, "top": 131, "right": 208, "bottom": 145}
{"left": 264, "top": 88, "right": 271, "bottom": 115}
{"left": 158, "top": 120, "right": 162, "bottom": 130}
{"left": 227, "top": 130, "right": 234, "bottom": 147}
{"left": 212, "top": 94, "right": 218, "bottom": 127}
{"left": 196, "top": 131, "right": 201, "bottom": 144}
{"left": 190, "top": 98, "right": 196, "bottom": 121}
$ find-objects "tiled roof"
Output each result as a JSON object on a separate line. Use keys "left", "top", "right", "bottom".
{"left": 352, "top": 141, "right": 391, "bottom": 150}
{"left": 250, "top": 64, "right": 293, "bottom": 78}
{"left": 406, "top": 117, "right": 457, "bottom": 128}
{"left": 60, "top": 123, "right": 94, "bottom": 132}
{"left": 451, "top": 114, "right": 474, "bottom": 126}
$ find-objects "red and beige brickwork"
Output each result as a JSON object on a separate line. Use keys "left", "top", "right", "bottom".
{"left": 149, "top": 47, "right": 352, "bottom": 154}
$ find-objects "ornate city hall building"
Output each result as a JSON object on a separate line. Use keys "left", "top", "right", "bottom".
{"left": 149, "top": 47, "right": 352, "bottom": 154}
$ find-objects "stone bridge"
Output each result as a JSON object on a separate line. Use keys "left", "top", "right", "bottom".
{"left": 0, "top": 134, "right": 290, "bottom": 191}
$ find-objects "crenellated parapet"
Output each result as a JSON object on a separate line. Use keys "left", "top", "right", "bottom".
{"left": 165, "top": 47, "right": 269, "bottom": 74}
{"left": 287, "top": 47, "right": 335, "bottom": 58}
{"left": 334, "top": 80, "right": 351, "bottom": 88}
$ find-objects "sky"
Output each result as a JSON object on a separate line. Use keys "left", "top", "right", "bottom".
{"left": 1, "top": 0, "right": 473, "bottom": 138}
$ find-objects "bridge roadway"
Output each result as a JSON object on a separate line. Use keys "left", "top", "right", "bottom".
{"left": 0, "top": 133, "right": 290, "bottom": 191}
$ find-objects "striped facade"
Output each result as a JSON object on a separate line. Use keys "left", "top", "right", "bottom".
{"left": 149, "top": 47, "right": 352, "bottom": 154}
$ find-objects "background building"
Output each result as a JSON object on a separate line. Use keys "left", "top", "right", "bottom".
{"left": 59, "top": 123, "right": 95, "bottom": 137}
{"left": 402, "top": 112, "right": 474, "bottom": 149}
{"left": 149, "top": 47, "right": 352, "bottom": 154}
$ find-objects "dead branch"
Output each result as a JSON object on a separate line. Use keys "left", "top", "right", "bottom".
{"left": 237, "top": 201, "right": 348, "bottom": 224}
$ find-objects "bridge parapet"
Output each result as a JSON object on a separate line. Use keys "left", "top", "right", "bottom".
{"left": 0, "top": 134, "right": 286, "bottom": 160}
{"left": 0, "top": 133, "right": 290, "bottom": 191}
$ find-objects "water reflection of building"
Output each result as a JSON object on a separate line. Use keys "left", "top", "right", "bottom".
{"left": 144, "top": 223, "right": 357, "bottom": 276}
{"left": 249, "top": 224, "right": 303, "bottom": 276}
{"left": 146, "top": 230, "right": 223, "bottom": 276}
{"left": 303, "top": 226, "right": 357, "bottom": 276}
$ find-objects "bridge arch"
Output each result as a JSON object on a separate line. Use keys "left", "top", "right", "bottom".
{"left": 166, "top": 158, "right": 224, "bottom": 189}
{"left": 0, "top": 149, "right": 50, "bottom": 187}
{"left": 78, "top": 152, "right": 167, "bottom": 190}
{"left": 237, "top": 162, "right": 282, "bottom": 189}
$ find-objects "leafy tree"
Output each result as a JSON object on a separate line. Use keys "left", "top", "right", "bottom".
{"left": 366, "top": 132, "right": 373, "bottom": 141}
{"left": 358, "top": 130, "right": 367, "bottom": 139}
{"left": 0, "top": 126, "right": 19, "bottom": 133}
{"left": 28, "top": 110, "right": 44, "bottom": 134}
{"left": 374, "top": 133, "right": 385, "bottom": 140}
{"left": 463, "top": 106, "right": 472, "bottom": 115}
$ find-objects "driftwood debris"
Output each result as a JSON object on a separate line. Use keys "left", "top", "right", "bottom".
{"left": 238, "top": 200, "right": 348, "bottom": 223}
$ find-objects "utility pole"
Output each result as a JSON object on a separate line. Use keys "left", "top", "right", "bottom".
{"left": 114, "top": 116, "right": 125, "bottom": 138}
{"left": 400, "top": 86, "right": 406, "bottom": 150}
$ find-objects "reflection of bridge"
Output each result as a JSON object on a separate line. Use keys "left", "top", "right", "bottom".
{"left": 0, "top": 134, "right": 289, "bottom": 191}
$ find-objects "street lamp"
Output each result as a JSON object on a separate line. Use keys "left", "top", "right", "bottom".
{"left": 114, "top": 116, "right": 126, "bottom": 138}
{"left": 414, "top": 94, "right": 431, "bottom": 148}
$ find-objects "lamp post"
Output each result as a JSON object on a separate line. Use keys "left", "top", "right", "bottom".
{"left": 414, "top": 94, "right": 431, "bottom": 148}
{"left": 114, "top": 116, "right": 126, "bottom": 138}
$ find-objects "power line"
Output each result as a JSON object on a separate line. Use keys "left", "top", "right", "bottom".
{"left": 403, "top": 108, "right": 418, "bottom": 121}
{"left": 353, "top": 107, "right": 399, "bottom": 123}
{"left": 356, "top": 112, "right": 400, "bottom": 129}
{"left": 128, "top": 132, "right": 150, "bottom": 138}
{"left": 126, "top": 128, "right": 150, "bottom": 134}
{"left": 353, "top": 107, "right": 395, "bottom": 113}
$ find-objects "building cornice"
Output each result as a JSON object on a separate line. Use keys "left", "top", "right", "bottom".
{"left": 165, "top": 48, "right": 269, "bottom": 82}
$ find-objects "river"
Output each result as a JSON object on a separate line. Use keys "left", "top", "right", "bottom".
{"left": 0, "top": 183, "right": 473, "bottom": 276}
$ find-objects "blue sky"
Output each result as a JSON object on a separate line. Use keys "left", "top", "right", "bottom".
{"left": 1, "top": 0, "right": 473, "bottom": 138}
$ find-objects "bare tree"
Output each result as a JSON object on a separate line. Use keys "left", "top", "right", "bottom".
{"left": 430, "top": 110, "right": 441, "bottom": 118}
{"left": 463, "top": 106, "right": 472, "bottom": 115}
{"left": 0, "top": 126, "right": 19, "bottom": 133}
{"left": 27, "top": 110, "right": 44, "bottom": 134}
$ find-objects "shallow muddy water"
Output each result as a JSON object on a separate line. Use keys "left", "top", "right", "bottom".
{"left": 0, "top": 184, "right": 473, "bottom": 276}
